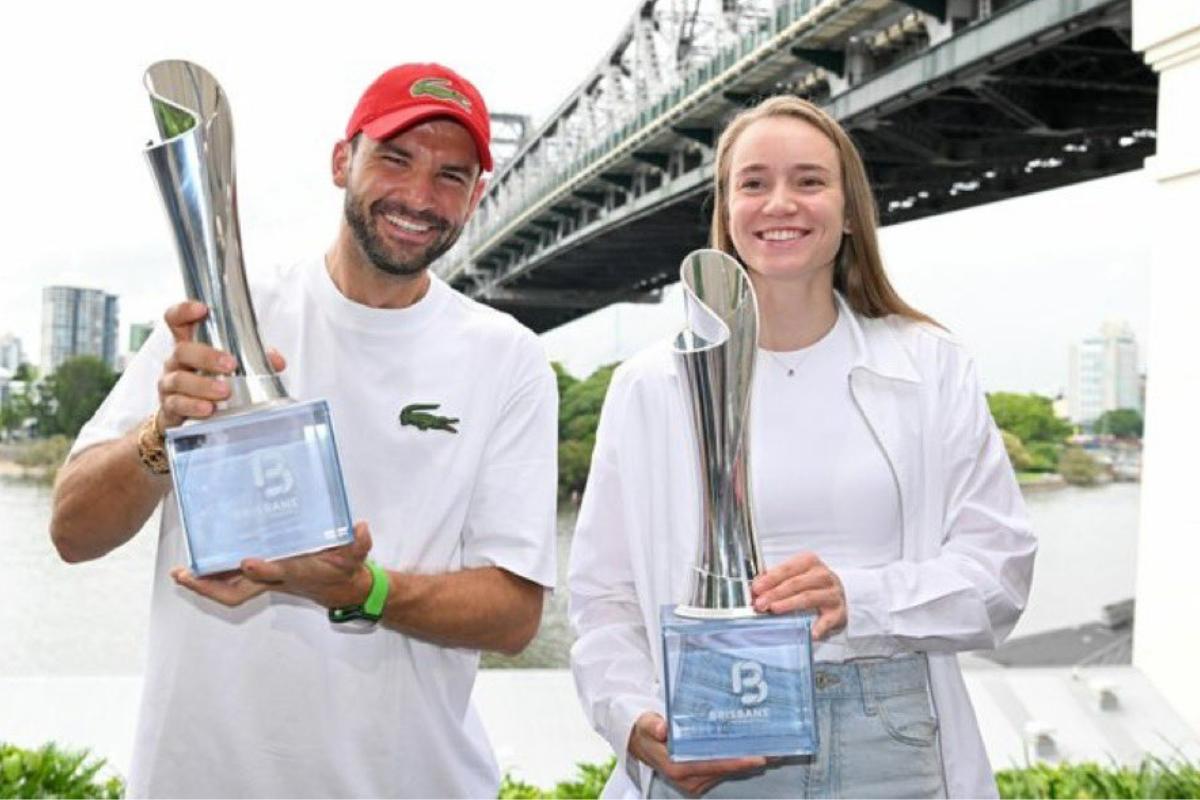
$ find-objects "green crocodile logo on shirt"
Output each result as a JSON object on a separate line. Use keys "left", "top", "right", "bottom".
{"left": 399, "top": 402, "right": 459, "bottom": 434}
{"left": 410, "top": 78, "right": 472, "bottom": 111}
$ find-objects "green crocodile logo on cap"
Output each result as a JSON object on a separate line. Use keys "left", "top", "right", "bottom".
{"left": 399, "top": 402, "right": 460, "bottom": 434}
{"left": 410, "top": 78, "right": 472, "bottom": 111}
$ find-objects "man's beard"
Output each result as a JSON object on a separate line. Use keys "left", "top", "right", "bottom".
{"left": 343, "top": 193, "right": 462, "bottom": 277}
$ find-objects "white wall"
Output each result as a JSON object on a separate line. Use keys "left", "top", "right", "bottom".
{"left": 1132, "top": 0, "right": 1200, "bottom": 735}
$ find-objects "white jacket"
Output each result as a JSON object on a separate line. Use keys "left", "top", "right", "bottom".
{"left": 567, "top": 297, "right": 1037, "bottom": 798}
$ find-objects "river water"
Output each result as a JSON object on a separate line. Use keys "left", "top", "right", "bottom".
{"left": 0, "top": 478, "right": 1140, "bottom": 675}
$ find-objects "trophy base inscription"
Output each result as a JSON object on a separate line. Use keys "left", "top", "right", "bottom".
{"left": 660, "top": 605, "right": 819, "bottom": 761}
{"left": 166, "top": 398, "right": 355, "bottom": 576}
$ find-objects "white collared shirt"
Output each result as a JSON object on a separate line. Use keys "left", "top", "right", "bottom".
{"left": 568, "top": 298, "right": 1036, "bottom": 798}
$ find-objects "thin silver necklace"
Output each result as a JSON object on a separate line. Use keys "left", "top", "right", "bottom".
{"left": 761, "top": 310, "right": 839, "bottom": 377}
{"left": 762, "top": 347, "right": 812, "bottom": 377}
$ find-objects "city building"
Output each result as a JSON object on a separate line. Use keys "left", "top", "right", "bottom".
{"left": 0, "top": 333, "right": 24, "bottom": 372}
{"left": 1068, "top": 320, "right": 1141, "bottom": 425}
{"left": 40, "top": 286, "right": 119, "bottom": 373}
{"left": 129, "top": 322, "right": 155, "bottom": 354}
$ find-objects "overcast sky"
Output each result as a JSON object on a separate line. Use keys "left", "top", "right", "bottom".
{"left": 1, "top": 0, "right": 1151, "bottom": 396}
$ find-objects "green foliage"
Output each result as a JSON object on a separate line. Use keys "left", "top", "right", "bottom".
{"left": 551, "top": 362, "right": 579, "bottom": 401}
{"left": 0, "top": 391, "right": 33, "bottom": 436}
{"left": 1026, "top": 441, "right": 1061, "bottom": 473}
{"left": 498, "top": 774, "right": 546, "bottom": 799}
{"left": 498, "top": 758, "right": 616, "bottom": 799}
{"left": 1094, "top": 408, "right": 1144, "bottom": 438}
{"left": 556, "top": 363, "right": 618, "bottom": 501}
{"left": 1001, "top": 430, "right": 1034, "bottom": 472}
{"left": 996, "top": 757, "right": 1200, "bottom": 799}
{"left": 987, "top": 393, "right": 1072, "bottom": 445}
{"left": 0, "top": 742, "right": 123, "bottom": 799}
{"left": 41, "top": 357, "right": 117, "bottom": 438}
{"left": 558, "top": 440, "right": 595, "bottom": 505}
{"left": 13, "top": 362, "right": 38, "bottom": 382}
{"left": 496, "top": 757, "right": 1200, "bottom": 800}
{"left": 1058, "top": 447, "right": 1102, "bottom": 486}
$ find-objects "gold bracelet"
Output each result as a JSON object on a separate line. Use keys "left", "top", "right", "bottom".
{"left": 137, "top": 412, "right": 170, "bottom": 475}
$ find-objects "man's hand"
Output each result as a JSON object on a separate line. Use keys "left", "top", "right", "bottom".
{"left": 158, "top": 301, "right": 286, "bottom": 429}
{"left": 628, "top": 712, "right": 765, "bottom": 797}
{"left": 751, "top": 552, "right": 847, "bottom": 639}
{"left": 170, "top": 568, "right": 270, "bottom": 607}
{"left": 240, "top": 522, "right": 374, "bottom": 609}
{"left": 171, "top": 522, "right": 374, "bottom": 610}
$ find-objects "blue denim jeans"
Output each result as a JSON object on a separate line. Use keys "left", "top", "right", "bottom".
{"left": 649, "top": 654, "right": 947, "bottom": 798}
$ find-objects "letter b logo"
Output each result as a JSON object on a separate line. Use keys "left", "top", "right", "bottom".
{"left": 252, "top": 451, "right": 294, "bottom": 499}
{"left": 731, "top": 660, "right": 768, "bottom": 706}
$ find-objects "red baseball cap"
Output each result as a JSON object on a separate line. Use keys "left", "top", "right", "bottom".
{"left": 345, "top": 63, "right": 493, "bottom": 172}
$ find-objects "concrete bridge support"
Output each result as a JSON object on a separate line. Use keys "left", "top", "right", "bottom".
{"left": 1133, "top": 1, "right": 1200, "bottom": 735}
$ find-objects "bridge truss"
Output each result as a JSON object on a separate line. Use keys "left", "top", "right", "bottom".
{"left": 439, "top": 0, "right": 1156, "bottom": 332}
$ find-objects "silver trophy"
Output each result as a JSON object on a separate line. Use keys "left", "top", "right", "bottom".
{"left": 143, "top": 61, "right": 354, "bottom": 576}
{"left": 674, "top": 249, "right": 764, "bottom": 617}
{"left": 659, "top": 249, "right": 818, "bottom": 760}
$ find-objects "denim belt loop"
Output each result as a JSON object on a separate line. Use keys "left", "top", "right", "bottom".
{"left": 857, "top": 661, "right": 879, "bottom": 715}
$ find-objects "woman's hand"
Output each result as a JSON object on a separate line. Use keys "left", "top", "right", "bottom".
{"left": 751, "top": 552, "right": 847, "bottom": 639}
{"left": 628, "top": 712, "right": 766, "bottom": 796}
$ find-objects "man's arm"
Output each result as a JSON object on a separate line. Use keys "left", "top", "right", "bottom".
{"left": 50, "top": 428, "right": 171, "bottom": 562}
{"left": 377, "top": 564, "right": 543, "bottom": 655}
{"left": 175, "top": 521, "right": 544, "bottom": 655}
{"left": 50, "top": 301, "right": 283, "bottom": 564}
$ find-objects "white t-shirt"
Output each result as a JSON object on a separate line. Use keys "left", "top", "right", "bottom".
{"left": 750, "top": 310, "right": 902, "bottom": 661}
{"left": 71, "top": 258, "right": 558, "bottom": 798}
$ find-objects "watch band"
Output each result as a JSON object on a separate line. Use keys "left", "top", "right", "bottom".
{"left": 329, "top": 560, "right": 389, "bottom": 625}
{"left": 137, "top": 412, "right": 170, "bottom": 475}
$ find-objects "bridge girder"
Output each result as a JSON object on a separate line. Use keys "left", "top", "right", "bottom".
{"left": 439, "top": 0, "right": 1156, "bottom": 334}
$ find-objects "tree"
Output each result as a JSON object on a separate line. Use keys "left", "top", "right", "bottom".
{"left": 0, "top": 390, "right": 32, "bottom": 437}
{"left": 1058, "top": 447, "right": 1102, "bottom": 486}
{"left": 1026, "top": 441, "right": 1060, "bottom": 472}
{"left": 551, "top": 361, "right": 579, "bottom": 403}
{"left": 13, "top": 362, "right": 37, "bottom": 382}
{"left": 41, "top": 356, "right": 117, "bottom": 437}
{"left": 987, "top": 392, "right": 1072, "bottom": 444}
{"left": 1000, "top": 430, "right": 1033, "bottom": 472}
{"left": 556, "top": 363, "right": 618, "bottom": 500}
{"left": 1093, "top": 408, "right": 1143, "bottom": 438}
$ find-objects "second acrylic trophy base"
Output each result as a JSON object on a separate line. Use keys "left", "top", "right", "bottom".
{"left": 166, "top": 398, "right": 354, "bottom": 576}
{"left": 660, "top": 605, "right": 819, "bottom": 761}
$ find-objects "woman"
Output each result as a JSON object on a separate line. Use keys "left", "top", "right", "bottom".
{"left": 567, "top": 96, "right": 1036, "bottom": 798}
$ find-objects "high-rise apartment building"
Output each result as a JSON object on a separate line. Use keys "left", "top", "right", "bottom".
{"left": 1068, "top": 320, "right": 1141, "bottom": 425}
{"left": 0, "top": 333, "right": 24, "bottom": 372}
{"left": 41, "top": 286, "right": 120, "bottom": 373}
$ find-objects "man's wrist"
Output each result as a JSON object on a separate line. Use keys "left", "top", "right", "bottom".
{"left": 327, "top": 561, "right": 389, "bottom": 626}
{"left": 325, "top": 563, "right": 375, "bottom": 609}
{"left": 136, "top": 411, "right": 170, "bottom": 475}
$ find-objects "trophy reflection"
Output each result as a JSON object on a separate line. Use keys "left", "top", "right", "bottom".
{"left": 660, "top": 249, "right": 818, "bottom": 760}
{"left": 143, "top": 60, "right": 353, "bottom": 576}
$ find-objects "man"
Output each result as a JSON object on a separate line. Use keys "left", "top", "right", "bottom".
{"left": 50, "top": 63, "right": 558, "bottom": 798}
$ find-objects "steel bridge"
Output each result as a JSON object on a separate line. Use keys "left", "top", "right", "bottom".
{"left": 436, "top": 0, "right": 1157, "bottom": 333}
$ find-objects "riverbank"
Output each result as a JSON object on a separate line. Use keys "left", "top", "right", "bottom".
{"left": 0, "top": 438, "right": 69, "bottom": 483}
{"left": 1018, "top": 472, "right": 1068, "bottom": 493}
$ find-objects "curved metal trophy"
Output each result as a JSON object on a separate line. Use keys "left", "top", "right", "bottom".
{"left": 143, "top": 61, "right": 353, "bottom": 576}
{"left": 660, "top": 249, "right": 818, "bottom": 760}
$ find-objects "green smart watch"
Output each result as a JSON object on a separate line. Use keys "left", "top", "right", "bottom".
{"left": 329, "top": 560, "right": 389, "bottom": 627}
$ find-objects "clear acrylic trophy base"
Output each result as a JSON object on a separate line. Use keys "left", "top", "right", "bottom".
{"left": 660, "top": 605, "right": 819, "bottom": 761}
{"left": 166, "top": 398, "right": 354, "bottom": 576}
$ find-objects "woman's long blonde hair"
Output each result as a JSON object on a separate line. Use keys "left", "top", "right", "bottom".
{"left": 711, "top": 95, "right": 934, "bottom": 324}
